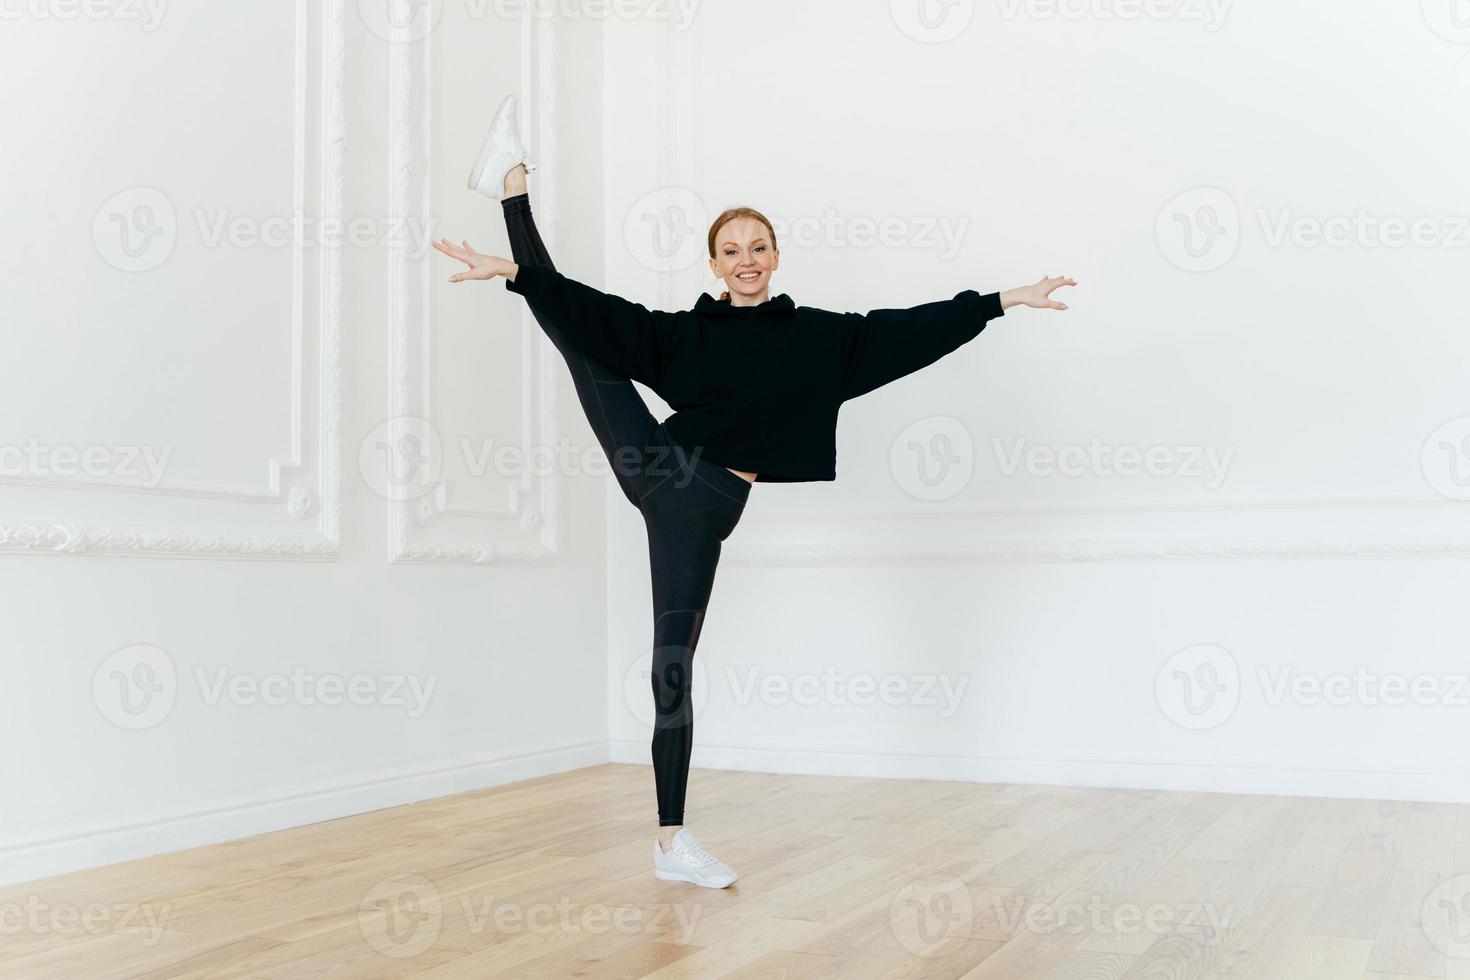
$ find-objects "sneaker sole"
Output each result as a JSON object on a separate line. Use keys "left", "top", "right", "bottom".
{"left": 467, "top": 97, "right": 536, "bottom": 193}
{"left": 653, "top": 869, "right": 738, "bottom": 888}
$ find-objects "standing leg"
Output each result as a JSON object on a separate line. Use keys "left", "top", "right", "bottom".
{"left": 644, "top": 519, "right": 724, "bottom": 830}
{"left": 640, "top": 462, "right": 748, "bottom": 834}
{"left": 502, "top": 187, "right": 657, "bottom": 507}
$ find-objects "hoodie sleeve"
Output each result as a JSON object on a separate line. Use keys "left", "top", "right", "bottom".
{"left": 837, "top": 290, "right": 1005, "bottom": 400}
{"left": 505, "top": 264, "right": 679, "bottom": 389}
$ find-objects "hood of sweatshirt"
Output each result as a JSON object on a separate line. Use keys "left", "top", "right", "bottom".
{"left": 693, "top": 291, "right": 797, "bottom": 316}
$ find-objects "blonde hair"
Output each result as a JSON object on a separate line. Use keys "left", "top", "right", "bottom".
{"left": 707, "top": 207, "right": 778, "bottom": 302}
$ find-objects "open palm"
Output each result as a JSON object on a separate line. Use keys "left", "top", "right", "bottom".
{"left": 432, "top": 238, "right": 514, "bottom": 283}
{"left": 1017, "top": 275, "right": 1077, "bottom": 311}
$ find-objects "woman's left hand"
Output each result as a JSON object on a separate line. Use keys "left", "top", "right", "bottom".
{"left": 1001, "top": 275, "right": 1077, "bottom": 311}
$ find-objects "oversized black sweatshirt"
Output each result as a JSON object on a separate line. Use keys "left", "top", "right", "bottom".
{"left": 505, "top": 265, "right": 1006, "bottom": 482}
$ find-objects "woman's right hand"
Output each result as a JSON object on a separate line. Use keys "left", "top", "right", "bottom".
{"left": 433, "top": 238, "right": 517, "bottom": 283}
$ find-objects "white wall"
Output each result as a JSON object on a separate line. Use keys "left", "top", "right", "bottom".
{"left": 0, "top": 3, "right": 611, "bottom": 886}
{"left": 604, "top": 2, "right": 1470, "bottom": 804}
{"left": 5, "top": 0, "right": 1469, "bottom": 891}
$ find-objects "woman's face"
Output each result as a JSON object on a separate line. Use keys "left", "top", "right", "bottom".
{"left": 709, "top": 216, "right": 779, "bottom": 301}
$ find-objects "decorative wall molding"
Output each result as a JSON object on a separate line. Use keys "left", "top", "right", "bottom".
{"left": 386, "top": 7, "right": 559, "bottom": 564}
{"left": 0, "top": 0, "right": 344, "bottom": 561}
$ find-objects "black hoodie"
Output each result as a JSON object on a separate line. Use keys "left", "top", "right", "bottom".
{"left": 505, "top": 265, "right": 1005, "bottom": 482}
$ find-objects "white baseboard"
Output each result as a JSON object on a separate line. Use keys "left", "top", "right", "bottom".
{"left": 608, "top": 737, "right": 1470, "bottom": 805}
{"left": 0, "top": 737, "right": 608, "bottom": 888}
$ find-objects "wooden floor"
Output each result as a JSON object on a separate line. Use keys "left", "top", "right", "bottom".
{"left": 3, "top": 764, "right": 1467, "bottom": 979}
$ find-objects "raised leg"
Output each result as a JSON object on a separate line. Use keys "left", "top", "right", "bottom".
{"left": 502, "top": 189, "right": 658, "bottom": 507}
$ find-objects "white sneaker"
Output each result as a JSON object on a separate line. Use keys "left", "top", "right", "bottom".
{"left": 468, "top": 94, "right": 539, "bottom": 200}
{"left": 653, "top": 829, "right": 739, "bottom": 888}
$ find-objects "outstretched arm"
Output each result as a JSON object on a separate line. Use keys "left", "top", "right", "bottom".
{"left": 433, "top": 238, "right": 677, "bottom": 388}
{"left": 839, "top": 275, "right": 1076, "bottom": 401}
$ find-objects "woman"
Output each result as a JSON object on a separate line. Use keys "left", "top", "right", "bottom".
{"left": 434, "top": 95, "right": 1076, "bottom": 889}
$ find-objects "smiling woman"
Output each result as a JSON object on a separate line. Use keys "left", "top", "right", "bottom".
{"left": 433, "top": 92, "right": 1074, "bottom": 890}
{"left": 707, "top": 206, "right": 780, "bottom": 306}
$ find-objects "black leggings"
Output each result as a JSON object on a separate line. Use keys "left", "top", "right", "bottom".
{"left": 502, "top": 193, "right": 752, "bottom": 827}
